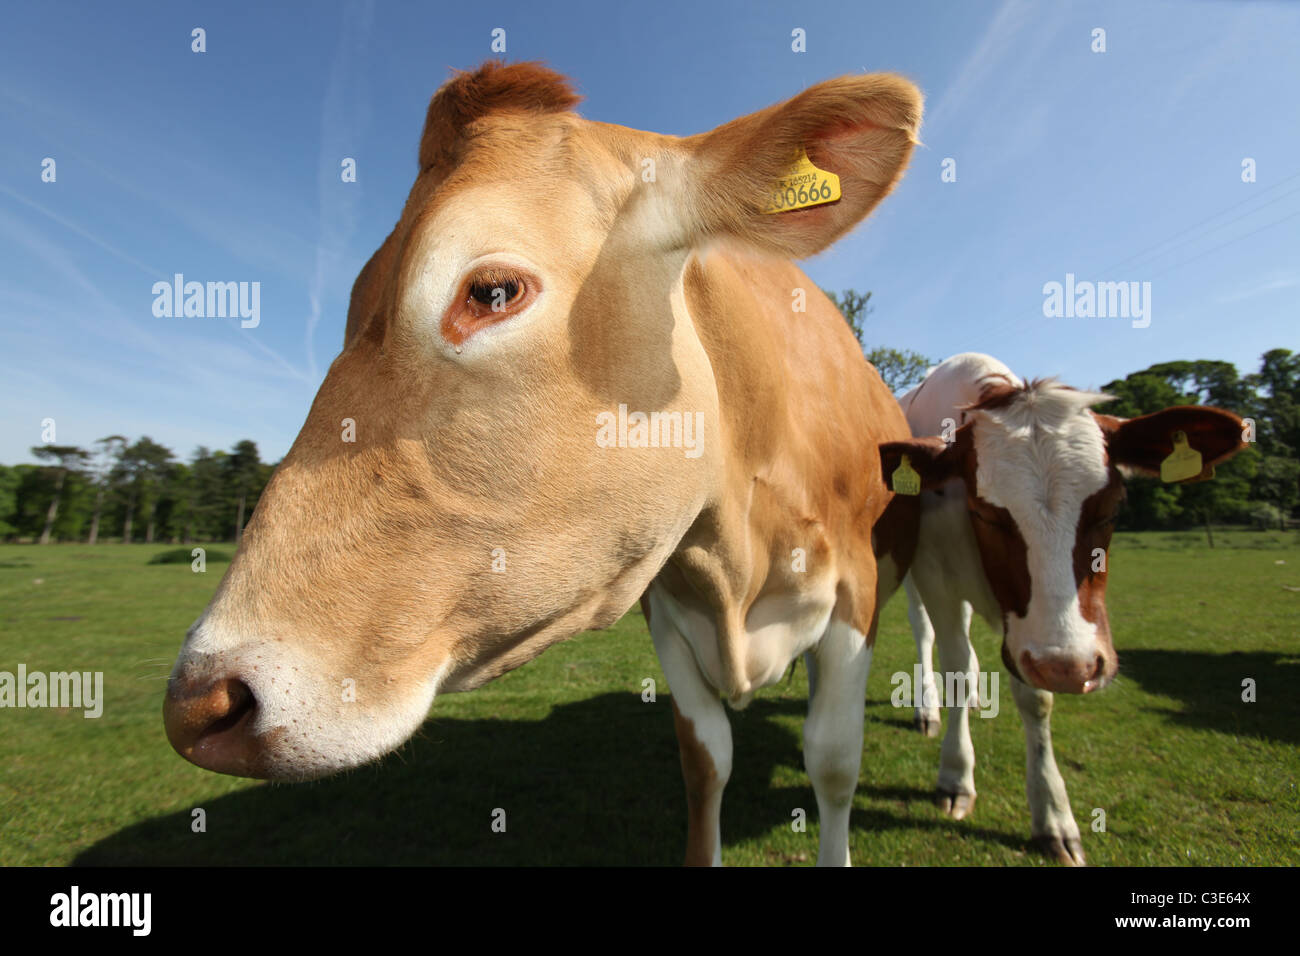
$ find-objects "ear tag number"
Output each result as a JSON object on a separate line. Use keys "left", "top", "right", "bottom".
{"left": 1160, "top": 431, "right": 1203, "bottom": 483}
{"left": 760, "top": 149, "right": 841, "bottom": 215}
{"left": 892, "top": 455, "right": 921, "bottom": 496}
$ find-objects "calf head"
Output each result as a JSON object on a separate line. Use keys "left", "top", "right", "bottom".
{"left": 881, "top": 381, "right": 1245, "bottom": 694}
{"left": 164, "top": 61, "right": 923, "bottom": 779}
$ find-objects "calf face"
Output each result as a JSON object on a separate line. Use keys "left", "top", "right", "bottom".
{"left": 881, "top": 382, "right": 1245, "bottom": 694}
{"left": 164, "top": 61, "right": 922, "bottom": 780}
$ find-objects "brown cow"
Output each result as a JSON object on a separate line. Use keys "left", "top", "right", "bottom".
{"left": 164, "top": 61, "right": 922, "bottom": 866}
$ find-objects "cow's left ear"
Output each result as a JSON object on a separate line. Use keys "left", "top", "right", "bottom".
{"left": 680, "top": 73, "right": 923, "bottom": 258}
{"left": 1093, "top": 406, "right": 1247, "bottom": 477}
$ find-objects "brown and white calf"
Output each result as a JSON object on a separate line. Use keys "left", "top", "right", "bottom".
{"left": 877, "top": 352, "right": 1247, "bottom": 864}
{"left": 163, "top": 61, "right": 924, "bottom": 866}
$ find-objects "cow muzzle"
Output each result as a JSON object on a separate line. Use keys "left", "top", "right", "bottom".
{"left": 1017, "top": 647, "right": 1116, "bottom": 694}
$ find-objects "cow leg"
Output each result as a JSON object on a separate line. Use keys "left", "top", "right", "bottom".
{"left": 1009, "top": 675, "right": 1085, "bottom": 866}
{"left": 803, "top": 619, "right": 871, "bottom": 867}
{"left": 903, "top": 574, "right": 941, "bottom": 737}
{"left": 930, "top": 600, "right": 978, "bottom": 819}
{"left": 648, "top": 602, "right": 732, "bottom": 867}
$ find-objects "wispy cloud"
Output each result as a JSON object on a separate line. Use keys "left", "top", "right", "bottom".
{"left": 305, "top": 0, "right": 376, "bottom": 380}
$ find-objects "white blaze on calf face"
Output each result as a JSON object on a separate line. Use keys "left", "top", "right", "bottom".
{"left": 967, "top": 382, "right": 1118, "bottom": 692}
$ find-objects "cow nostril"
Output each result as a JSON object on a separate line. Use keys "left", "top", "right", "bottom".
{"left": 201, "top": 679, "right": 256, "bottom": 739}
{"left": 1093, "top": 655, "right": 1106, "bottom": 679}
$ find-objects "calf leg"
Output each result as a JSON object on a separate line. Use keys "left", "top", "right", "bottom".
{"left": 1009, "top": 675, "right": 1085, "bottom": 866}
{"left": 648, "top": 598, "right": 733, "bottom": 867}
{"left": 929, "top": 600, "right": 978, "bottom": 819}
{"left": 803, "top": 619, "right": 872, "bottom": 867}
{"left": 904, "top": 574, "right": 941, "bottom": 737}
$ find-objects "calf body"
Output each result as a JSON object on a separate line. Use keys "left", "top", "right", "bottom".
{"left": 879, "top": 352, "right": 1247, "bottom": 863}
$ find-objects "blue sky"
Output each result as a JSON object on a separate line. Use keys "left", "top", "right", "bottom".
{"left": 2, "top": 0, "right": 1297, "bottom": 465}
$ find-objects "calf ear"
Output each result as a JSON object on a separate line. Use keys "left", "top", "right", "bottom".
{"left": 681, "top": 73, "right": 923, "bottom": 258}
{"left": 879, "top": 431, "right": 967, "bottom": 492}
{"left": 1095, "top": 406, "right": 1247, "bottom": 477}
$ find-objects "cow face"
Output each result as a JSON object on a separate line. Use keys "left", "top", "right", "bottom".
{"left": 880, "top": 383, "right": 1245, "bottom": 694}
{"left": 163, "top": 61, "right": 922, "bottom": 780}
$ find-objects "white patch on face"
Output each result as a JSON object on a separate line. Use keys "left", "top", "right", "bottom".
{"left": 394, "top": 184, "right": 603, "bottom": 364}
{"left": 970, "top": 385, "right": 1112, "bottom": 660}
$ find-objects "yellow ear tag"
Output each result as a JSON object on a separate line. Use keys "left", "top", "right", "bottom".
{"left": 759, "top": 149, "right": 841, "bottom": 214}
{"left": 1160, "top": 431, "right": 1203, "bottom": 483}
{"left": 892, "top": 454, "right": 921, "bottom": 496}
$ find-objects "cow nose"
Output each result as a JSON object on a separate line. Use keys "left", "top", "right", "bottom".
{"left": 163, "top": 675, "right": 264, "bottom": 776}
{"left": 1018, "top": 651, "right": 1107, "bottom": 694}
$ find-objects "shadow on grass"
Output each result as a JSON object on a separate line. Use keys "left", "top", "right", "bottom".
{"left": 1120, "top": 649, "right": 1300, "bottom": 746}
{"left": 75, "top": 691, "right": 1018, "bottom": 866}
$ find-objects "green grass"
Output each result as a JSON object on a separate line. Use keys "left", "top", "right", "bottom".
{"left": 1, "top": 535, "right": 1297, "bottom": 866}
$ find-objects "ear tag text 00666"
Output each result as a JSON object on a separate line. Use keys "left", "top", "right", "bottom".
{"left": 760, "top": 149, "right": 841, "bottom": 214}
{"left": 892, "top": 455, "right": 921, "bottom": 496}
{"left": 1160, "top": 431, "right": 1203, "bottom": 483}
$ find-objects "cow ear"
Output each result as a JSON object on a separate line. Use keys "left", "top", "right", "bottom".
{"left": 879, "top": 431, "right": 967, "bottom": 492}
{"left": 681, "top": 73, "right": 923, "bottom": 259}
{"left": 1095, "top": 406, "right": 1248, "bottom": 477}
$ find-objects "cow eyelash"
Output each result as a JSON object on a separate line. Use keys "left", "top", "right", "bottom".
{"left": 466, "top": 269, "right": 526, "bottom": 308}
{"left": 968, "top": 508, "right": 1013, "bottom": 530}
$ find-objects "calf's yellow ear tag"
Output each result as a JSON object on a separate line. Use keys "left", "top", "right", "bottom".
{"left": 760, "top": 149, "right": 841, "bottom": 214}
{"left": 1160, "top": 431, "right": 1203, "bottom": 483}
{"left": 892, "top": 455, "right": 921, "bottom": 496}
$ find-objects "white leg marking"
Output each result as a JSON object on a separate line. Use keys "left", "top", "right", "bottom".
{"left": 649, "top": 590, "right": 732, "bottom": 867}
{"left": 1009, "top": 675, "right": 1084, "bottom": 863}
{"left": 803, "top": 619, "right": 871, "bottom": 867}
{"left": 904, "top": 574, "right": 941, "bottom": 736}
{"left": 928, "top": 599, "right": 977, "bottom": 812}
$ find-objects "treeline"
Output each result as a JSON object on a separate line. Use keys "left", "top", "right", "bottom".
{"left": 1098, "top": 350, "right": 1299, "bottom": 531}
{"left": 3, "top": 351, "right": 1297, "bottom": 542}
{"left": 0, "top": 438, "right": 274, "bottom": 544}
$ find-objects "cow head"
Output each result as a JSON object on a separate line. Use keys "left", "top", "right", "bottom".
{"left": 880, "top": 381, "right": 1245, "bottom": 694}
{"left": 164, "top": 61, "right": 923, "bottom": 779}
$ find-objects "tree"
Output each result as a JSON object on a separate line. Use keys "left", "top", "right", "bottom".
{"left": 111, "top": 437, "right": 174, "bottom": 543}
{"left": 822, "top": 288, "right": 933, "bottom": 393}
{"left": 31, "top": 445, "right": 89, "bottom": 544}
{"left": 87, "top": 436, "right": 126, "bottom": 544}
{"left": 0, "top": 466, "right": 18, "bottom": 538}
{"left": 226, "top": 440, "right": 263, "bottom": 544}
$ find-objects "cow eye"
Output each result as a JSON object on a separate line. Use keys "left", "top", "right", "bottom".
{"left": 467, "top": 272, "right": 524, "bottom": 310}
{"left": 441, "top": 264, "right": 540, "bottom": 347}
{"left": 969, "top": 507, "right": 1014, "bottom": 531}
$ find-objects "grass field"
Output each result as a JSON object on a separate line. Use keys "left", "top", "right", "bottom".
{"left": 1, "top": 532, "right": 1297, "bottom": 866}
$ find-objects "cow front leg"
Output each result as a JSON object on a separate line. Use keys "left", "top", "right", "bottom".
{"left": 931, "top": 601, "right": 977, "bottom": 818}
{"left": 648, "top": 600, "right": 733, "bottom": 867}
{"left": 804, "top": 619, "right": 871, "bottom": 867}
{"left": 903, "top": 575, "right": 941, "bottom": 736}
{"left": 1009, "top": 675, "right": 1085, "bottom": 865}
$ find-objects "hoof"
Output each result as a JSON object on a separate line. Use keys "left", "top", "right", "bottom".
{"left": 913, "top": 713, "right": 941, "bottom": 737}
{"left": 936, "top": 789, "right": 976, "bottom": 820}
{"left": 1033, "top": 834, "right": 1086, "bottom": 866}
